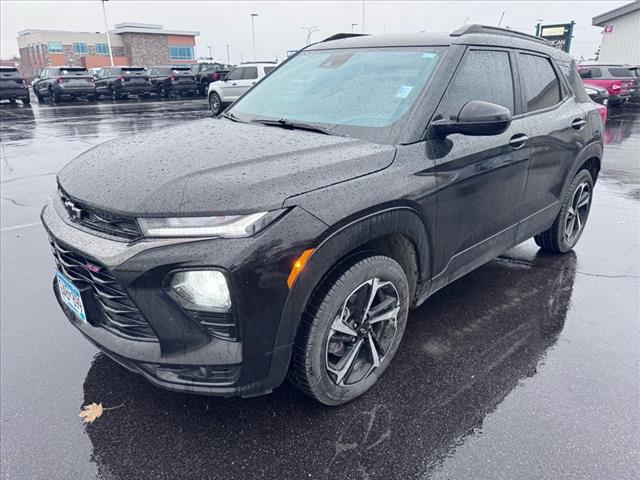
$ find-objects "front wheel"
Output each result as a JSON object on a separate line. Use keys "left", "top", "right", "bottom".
{"left": 535, "top": 169, "right": 594, "bottom": 253}
{"left": 22, "top": 96, "right": 30, "bottom": 105}
{"left": 208, "top": 92, "right": 222, "bottom": 115}
{"left": 289, "top": 255, "right": 409, "bottom": 405}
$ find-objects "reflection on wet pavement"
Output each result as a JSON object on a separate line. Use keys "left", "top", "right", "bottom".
{"left": 1, "top": 99, "right": 639, "bottom": 480}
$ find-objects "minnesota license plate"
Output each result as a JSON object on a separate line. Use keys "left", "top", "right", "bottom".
{"left": 55, "top": 271, "right": 87, "bottom": 322}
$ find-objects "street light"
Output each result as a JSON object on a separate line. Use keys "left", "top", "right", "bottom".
{"left": 100, "top": 0, "right": 114, "bottom": 66}
{"left": 250, "top": 13, "right": 259, "bottom": 61}
{"left": 207, "top": 46, "right": 212, "bottom": 59}
{"left": 302, "top": 26, "right": 319, "bottom": 45}
{"left": 351, "top": 23, "right": 358, "bottom": 32}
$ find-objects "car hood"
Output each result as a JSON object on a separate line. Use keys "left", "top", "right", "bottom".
{"left": 58, "top": 118, "right": 396, "bottom": 216}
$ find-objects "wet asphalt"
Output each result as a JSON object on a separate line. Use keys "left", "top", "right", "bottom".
{"left": 1, "top": 96, "right": 639, "bottom": 480}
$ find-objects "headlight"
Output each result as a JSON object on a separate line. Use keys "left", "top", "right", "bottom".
{"left": 138, "top": 210, "right": 283, "bottom": 238}
{"left": 170, "top": 270, "right": 231, "bottom": 309}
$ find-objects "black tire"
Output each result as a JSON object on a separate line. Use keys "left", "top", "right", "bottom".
{"left": 9, "top": 98, "right": 16, "bottom": 104}
{"left": 51, "top": 88, "right": 61, "bottom": 103}
{"left": 86, "top": 94, "right": 96, "bottom": 102}
{"left": 534, "top": 169, "right": 594, "bottom": 253}
{"left": 289, "top": 255, "right": 409, "bottom": 405}
{"left": 110, "top": 86, "right": 121, "bottom": 100}
{"left": 159, "top": 84, "right": 168, "bottom": 98}
{"left": 22, "top": 97, "right": 30, "bottom": 105}
{"left": 208, "top": 92, "right": 222, "bottom": 115}
{"left": 201, "top": 80, "right": 209, "bottom": 96}
{"left": 36, "top": 91, "right": 44, "bottom": 103}
{"left": 142, "top": 93, "right": 151, "bottom": 99}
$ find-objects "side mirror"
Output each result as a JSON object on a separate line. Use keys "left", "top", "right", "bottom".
{"left": 432, "top": 100, "right": 512, "bottom": 137}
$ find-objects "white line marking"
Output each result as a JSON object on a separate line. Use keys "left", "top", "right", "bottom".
{"left": 1, "top": 221, "right": 41, "bottom": 232}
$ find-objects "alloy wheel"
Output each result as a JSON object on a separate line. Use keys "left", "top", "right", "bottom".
{"left": 209, "top": 94, "right": 220, "bottom": 114}
{"left": 325, "top": 278, "right": 400, "bottom": 387}
{"left": 565, "top": 181, "right": 591, "bottom": 243}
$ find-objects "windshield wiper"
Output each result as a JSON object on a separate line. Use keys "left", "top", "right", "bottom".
{"left": 221, "top": 111, "right": 244, "bottom": 122}
{"left": 251, "top": 118, "right": 335, "bottom": 136}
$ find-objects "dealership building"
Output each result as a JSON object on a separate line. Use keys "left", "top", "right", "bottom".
{"left": 592, "top": 0, "right": 640, "bottom": 64}
{"left": 17, "top": 22, "right": 200, "bottom": 78}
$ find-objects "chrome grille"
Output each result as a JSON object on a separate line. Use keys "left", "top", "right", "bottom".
{"left": 59, "top": 190, "right": 141, "bottom": 240}
{"left": 50, "top": 238, "right": 157, "bottom": 341}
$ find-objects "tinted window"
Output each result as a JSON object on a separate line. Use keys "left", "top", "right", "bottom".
{"left": 437, "top": 50, "right": 514, "bottom": 118}
{"left": 243, "top": 67, "right": 258, "bottom": 80}
{"left": 558, "top": 60, "right": 590, "bottom": 103}
{"left": 264, "top": 66, "right": 275, "bottom": 74}
{"left": 607, "top": 67, "right": 634, "bottom": 77}
{"left": 519, "top": 54, "right": 561, "bottom": 112}
{"left": 578, "top": 67, "right": 602, "bottom": 79}
{"left": 225, "top": 67, "right": 243, "bottom": 81}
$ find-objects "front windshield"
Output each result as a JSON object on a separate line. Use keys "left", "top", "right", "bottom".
{"left": 229, "top": 47, "right": 442, "bottom": 142}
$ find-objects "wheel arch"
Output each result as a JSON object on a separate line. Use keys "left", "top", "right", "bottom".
{"left": 561, "top": 142, "right": 603, "bottom": 199}
{"left": 277, "top": 207, "right": 431, "bottom": 351}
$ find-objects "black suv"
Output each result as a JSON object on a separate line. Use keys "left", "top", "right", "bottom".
{"left": 33, "top": 66, "right": 95, "bottom": 102}
{"left": 147, "top": 66, "right": 198, "bottom": 98}
{"left": 42, "top": 26, "right": 603, "bottom": 405}
{"left": 94, "top": 66, "right": 153, "bottom": 100}
{"left": 190, "top": 62, "right": 233, "bottom": 95}
{"left": 0, "top": 66, "right": 30, "bottom": 104}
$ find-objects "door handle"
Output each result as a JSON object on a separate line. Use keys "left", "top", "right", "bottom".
{"left": 571, "top": 118, "right": 586, "bottom": 130}
{"left": 509, "top": 133, "right": 529, "bottom": 149}
{"left": 231, "top": 82, "right": 237, "bottom": 85}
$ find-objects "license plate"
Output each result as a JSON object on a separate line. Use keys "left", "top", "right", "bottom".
{"left": 56, "top": 271, "right": 87, "bottom": 322}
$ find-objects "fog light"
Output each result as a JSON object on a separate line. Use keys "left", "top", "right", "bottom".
{"left": 170, "top": 270, "right": 231, "bottom": 309}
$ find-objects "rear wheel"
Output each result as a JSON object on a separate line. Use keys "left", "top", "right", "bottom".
{"left": 110, "top": 86, "right": 121, "bottom": 100}
{"left": 51, "top": 88, "right": 61, "bottom": 103}
{"left": 208, "top": 92, "right": 221, "bottom": 115}
{"left": 535, "top": 169, "right": 594, "bottom": 253}
{"left": 290, "top": 255, "right": 409, "bottom": 405}
{"left": 159, "top": 84, "right": 168, "bottom": 98}
{"left": 22, "top": 96, "right": 30, "bottom": 105}
{"left": 201, "top": 80, "right": 210, "bottom": 96}
{"left": 36, "top": 91, "right": 44, "bottom": 103}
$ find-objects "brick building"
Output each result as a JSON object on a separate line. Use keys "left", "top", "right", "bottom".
{"left": 17, "top": 22, "right": 200, "bottom": 78}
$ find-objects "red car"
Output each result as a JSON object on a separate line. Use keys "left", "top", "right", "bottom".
{"left": 577, "top": 64, "right": 636, "bottom": 106}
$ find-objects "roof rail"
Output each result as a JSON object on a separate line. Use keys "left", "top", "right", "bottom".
{"left": 451, "top": 24, "right": 550, "bottom": 46}
{"left": 321, "top": 33, "right": 370, "bottom": 43}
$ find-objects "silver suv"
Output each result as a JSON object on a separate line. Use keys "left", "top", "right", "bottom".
{"left": 207, "top": 62, "right": 276, "bottom": 114}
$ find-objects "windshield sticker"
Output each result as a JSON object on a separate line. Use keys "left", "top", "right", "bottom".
{"left": 396, "top": 85, "right": 413, "bottom": 98}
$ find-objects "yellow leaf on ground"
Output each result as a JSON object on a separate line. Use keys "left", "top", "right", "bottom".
{"left": 79, "top": 402, "right": 103, "bottom": 423}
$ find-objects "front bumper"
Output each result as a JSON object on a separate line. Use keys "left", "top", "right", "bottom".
{"left": 41, "top": 198, "right": 325, "bottom": 396}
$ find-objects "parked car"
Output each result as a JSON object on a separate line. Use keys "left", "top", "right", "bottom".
{"left": 0, "top": 66, "right": 30, "bottom": 104}
{"left": 33, "top": 66, "right": 95, "bottom": 102}
{"left": 42, "top": 25, "right": 603, "bottom": 406}
{"left": 207, "top": 62, "right": 276, "bottom": 114}
{"left": 190, "top": 62, "right": 233, "bottom": 95}
{"left": 147, "top": 66, "right": 198, "bottom": 98}
{"left": 584, "top": 84, "right": 608, "bottom": 124}
{"left": 94, "top": 66, "right": 153, "bottom": 99}
{"left": 577, "top": 64, "right": 636, "bottom": 106}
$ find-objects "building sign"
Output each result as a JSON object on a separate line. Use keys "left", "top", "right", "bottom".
{"left": 539, "top": 23, "right": 574, "bottom": 53}
{"left": 604, "top": 25, "right": 613, "bottom": 33}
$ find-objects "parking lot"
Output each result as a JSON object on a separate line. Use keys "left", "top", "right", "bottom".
{"left": 1, "top": 97, "right": 638, "bottom": 480}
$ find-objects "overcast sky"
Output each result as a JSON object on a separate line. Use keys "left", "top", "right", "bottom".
{"left": 0, "top": 1, "right": 627, "bottom": 62}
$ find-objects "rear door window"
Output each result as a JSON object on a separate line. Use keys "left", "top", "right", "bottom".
{"left": 242, "top": 67, "right": 258, "bottom": 80}
{"left": 264, "top": 66, "right": 275, "bottom": 74}
{"left": 518, "top": 53, "right": 562, "bottom": 112}
{"left": 437, "top": 49, "right": 515, "bottom": 118}
{"left": 607, "top": 67, "right": 634, "bottom": 77}
{"left": 225, "top": 67, "right": 244, "bottom": 81}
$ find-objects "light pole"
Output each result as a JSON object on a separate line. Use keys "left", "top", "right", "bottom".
{"left": 351, "top": 23, "right": 358, "bottom": 32}
{"left": 250, "top": 13, "right": 259, "bottom": 61}
{"left": 101, "top": 0, "right": 114, "bottom": 66}
{"left": 361, "top": 0, "right": 365, "bottom": 33}
{"left": 207, "top": 46, "right": 212, "bottom": 59}
{"left": 226, "top": 44, "right": 230, "bottom": 64}
{"left": 302, "top": 26, "right": 319, "bottom": 45}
